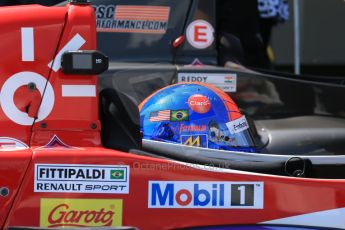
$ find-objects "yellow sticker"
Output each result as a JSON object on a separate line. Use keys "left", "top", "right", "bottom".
{"left": 183, "top": 135, "right": 201, "bottom": 147}
{"left": 40, "top": 198, "right": 122, "bottom": 228}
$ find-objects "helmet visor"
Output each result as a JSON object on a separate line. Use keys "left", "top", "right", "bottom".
{"left": 208, "top": 115, "right": 256, "bottom": 152}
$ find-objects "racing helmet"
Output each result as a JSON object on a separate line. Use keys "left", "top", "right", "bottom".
{"left": 139, "top": 82, "right": 256, "bottom": 152}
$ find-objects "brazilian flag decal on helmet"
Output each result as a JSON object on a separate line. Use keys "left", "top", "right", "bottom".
{"left": 171, "top": 110, "right": 189, "bottom": 122}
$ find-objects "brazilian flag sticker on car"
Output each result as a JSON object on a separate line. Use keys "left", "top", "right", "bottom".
{"left": 171, "top": 110, "right": 189, "bottom": 122}
{"left": 111, "top": 169, "right": 125, "bottom": 180}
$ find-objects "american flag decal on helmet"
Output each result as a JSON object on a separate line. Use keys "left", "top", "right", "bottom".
{"left": 149, "top": 110, "right": 171, "bottom": 122}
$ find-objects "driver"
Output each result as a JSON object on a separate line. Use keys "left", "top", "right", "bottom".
{"left": 139, "top": 82, "right": 257, "bottom": 153}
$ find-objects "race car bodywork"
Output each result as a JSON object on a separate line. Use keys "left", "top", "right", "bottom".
{"left": 1, "top": 1, "right": 345, "bottom": 230}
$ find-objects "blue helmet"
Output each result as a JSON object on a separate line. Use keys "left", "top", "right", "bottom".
{"left": 139, "top": 83, "right": 256, "bottom": 153}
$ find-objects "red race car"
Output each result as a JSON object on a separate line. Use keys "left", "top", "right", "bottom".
{"left": 1, "top": 1, "right": 345, "bottom": 230}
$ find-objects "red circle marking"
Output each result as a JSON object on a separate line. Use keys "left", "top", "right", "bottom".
{"left": 188, "top": 94, "right": 211, "bottom": 114}
{"left": 175, "top": 189, "right": 192, "bottom": 206}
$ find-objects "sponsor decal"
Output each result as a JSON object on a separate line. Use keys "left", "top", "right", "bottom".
{"left": 0, "top": 137, "right": 28, "bottom": 150}
{"left": 149, "top": 110, "right": 170, "bottom": 122}
{"left": 226, "top": 115, "right": 249, "bottom": 134}
{"left": 178, "top": 73, "right": 237, "bottom": 92}
{"left": 40, "top": 198, "right": 122, "bottom": 228}
{"left": 149, "top": 181, "right": 264, "bottom": 209}
{"left": 34, "top": 164, "right": 129, "bottom": 194}
{"left": 95, "top": 5, "right": 170, "bottom": 34}
{"left": 181, "top": 135, "right": 208, "bottom": 148}
{"left": 171, "top": 110, "right": 189, "bottom": 122}
{"left": 179, "top": 74, "right": 208, "bottom": 83}
{"left": 188, "top": 94, "right": 211, "bottom": 114}
{"left": 180, "top": 124, "right": 207, "bottom": 132}
{"left": 38, "top": 135, "right": 76, "bottom": 149}
{"left": 186, "top": 20, "right": 215, "bottom": 49}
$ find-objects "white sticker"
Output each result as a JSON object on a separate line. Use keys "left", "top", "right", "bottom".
{"left": 0, "top": 72, "right": 55, "bottom": 126}
{"left": 21, "top": 27, "right": 34, "bottom": 62}
{"left": 62, "top": 85, "right": 96, "bottom": 97}
{"left": 0, "top": 137, "right": 28, "bottom": 150}
{"left": 226, "top": 115, "right": 249, "bottom": 134}
{"left": 186, "top": 20, "right": 214, "bottom": 49}
{"left": 149, "top": 181, "right": 264, "bottom": 209}
{"left": 34, "top": 164, "right": 130, "bottom": 194}
{"left": 178, "top": 73, "right": 237, "bottom": 92}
